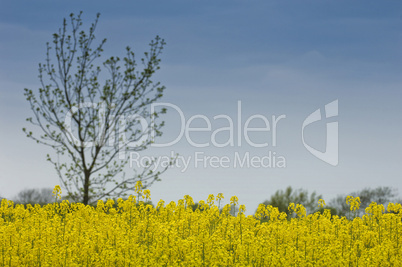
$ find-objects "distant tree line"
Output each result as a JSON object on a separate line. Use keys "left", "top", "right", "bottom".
{"left": 261, "top": 187, "right": 322, "bottom": 216}
{"left": 9, "top": 187, "right": 154, "bottom": 208}
{"left": 12, "top": 188, "right": 55, "bottom": 206}
{"left": 260, "top": 186, "right": 400, "bottom": 219}
{"left": 5, "top": 186, "right": 400, "bottom": 218}
{"left": 327, "top": 186, "right": 399, "bottom": 217}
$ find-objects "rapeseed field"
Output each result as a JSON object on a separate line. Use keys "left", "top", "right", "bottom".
{"left": 0, "top": 183, "right": 401, "bottom": 266}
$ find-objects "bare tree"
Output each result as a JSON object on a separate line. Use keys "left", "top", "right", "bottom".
{"left": 23, "top": 12, "right": 171, "bottom": 205}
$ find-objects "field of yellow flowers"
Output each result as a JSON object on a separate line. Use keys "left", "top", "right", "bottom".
{"left": 0, "top": 183, "right": 401, "bottom": 266}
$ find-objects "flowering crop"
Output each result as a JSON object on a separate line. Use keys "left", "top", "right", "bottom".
{"left": 0, "top": 185, "right": 401, "bottom": 266}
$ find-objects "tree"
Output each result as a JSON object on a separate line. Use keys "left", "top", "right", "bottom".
{"left": 329, "top": 186, "right": 398, "bottom": 217}
{"left": 14, "top": 188, "right": 54, "bottom": 205}
{"left": 23, "top": 12, "right": 170, "bottom": 205}
{"left": 260, "top": 186, "right": 322, "bottom": 216}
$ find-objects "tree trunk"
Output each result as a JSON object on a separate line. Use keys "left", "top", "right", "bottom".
{"left": 83, "top": 171, "right": 90, "bottom": 205}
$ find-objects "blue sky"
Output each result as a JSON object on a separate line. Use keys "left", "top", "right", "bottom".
{"left": 1, "top": 0, "right": 401, "bottom": 212}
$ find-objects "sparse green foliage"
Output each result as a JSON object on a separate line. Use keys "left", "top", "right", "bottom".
{"left": 23, "top": 12, "right": 170, "bottom": 205}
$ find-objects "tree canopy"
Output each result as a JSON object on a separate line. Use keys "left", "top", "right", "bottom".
{"left": 23, "top": 12, "right": 170, "bottom": 205}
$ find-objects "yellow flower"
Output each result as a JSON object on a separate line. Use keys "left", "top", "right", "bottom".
{"left": 295, "top": 204, "right": 306, "bottom": 218}
{"left": 288, "top": 202, "right": 295, "bottom": 212}
{"left": 52, "top": 185, "right": 62, "bottom": 200}
{"left": 346, "top": 196, "right": 361, "bottom": 211}
{"left": 143, "top": 189, "right": 151, "bottom": 200}
{"left": 318, "top": 199, "right": 326, "bottom": 208}
{"left": 230, "top": 196, "right": 238, "bottom": 205}
{"left": 134, "top": 180, "right": 143, "bottom": 193}
{"left": 239, "top": 205, "right": 246, "bottom": 213}
{"left": 207, "top": 194, "right": 215, "bottom": 206}
{"left": 183, "top": 195, "right": 194, "bottom": 207}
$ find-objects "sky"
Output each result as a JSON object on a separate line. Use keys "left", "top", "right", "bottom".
{"left": 0, "top": 0, "right": 402, "bottom": 213}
